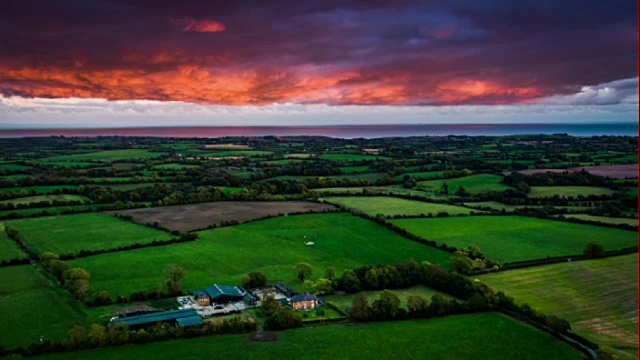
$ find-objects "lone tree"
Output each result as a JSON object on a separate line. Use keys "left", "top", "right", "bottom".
{"left": 584, "top": 241, "right": 606, "bottom": 258}
{"left": 324, "top": 266, "right": 336, "bottom": 281}
{"left": 441, "top": 181, "right": 449, "bottom": 195}
{"left": 241, "top": 271, "right": 268, "bottom": 288}
{"left": 294, "top": 262, "right": 313, "bottom": 282}
{"left": 455, "top": 185, "right": 470, "bottom": 197}
{"left": 166, "top": 264, "right": 186, "bottom": 296}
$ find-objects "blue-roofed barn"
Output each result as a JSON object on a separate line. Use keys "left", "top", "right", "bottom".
{"left": 109, "top": 308, "right": 201, "bottom": 330}
{"left": 194, "top": 284, "right": 246, "bottom": 306}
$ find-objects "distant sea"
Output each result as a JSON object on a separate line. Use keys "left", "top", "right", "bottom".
{"left": 0, "top": 122, "right": 636, "bottom": 139}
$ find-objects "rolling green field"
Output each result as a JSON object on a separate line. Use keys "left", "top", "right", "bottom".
{"left": 0, "top": 223, "right": 28, "bottom": 261}
{"left": 559, "top": 214, "right": 638, "bottom": 226}
{"left": 152, "top": 163, "right": 200, "bottom": 170}
{"left": 479, "top": 254, "right": 638, "bottom": 359}
{"left": 390, "top": 216, "right": 638, "bottom": 263}
{"left": 0, "top": 163, "right": 31, "bottom": 170}
{"left": 0, "top": 266, "right": 91, "bottom": 349}
{"left": 324, "top": 196, "right": 484, "bottom": 216}
{"left": 464, "top": 201, "right": 589, "bottom": 212}
{"left": 323, "top": 285, "right": 455, "bottom": 311}
{"left": 7, "top": 213, "right": 173, "bottom": 255}
{"left": 67, "top": 213, "right": 452, "bottom": 297}
{"left": 393, "top": 170, "right": 447, "bottom": 181}
{"left": 0, "top": 195, "right": 90, "bottom": 206}
{"left": 320, "top": 154, "right": 390, "bottom": 161}
{"left": 262, "top": 159, "right": 307, "bottom": 165}
{"left": 207, "top": 151, "right": 272, "bottom": 157}
{"left": 0, "top": 185, "right": 77, "bottom": 195}
{"left": 34, "top": 313, "right": 583, "bottom": 360}
{"left": 417, "top": 174, "right": 513, "bottom": 195}
{"left": 0, "top": 204, "right": 105, "bottom": 218}
{"left": 44, "top": 149, "right": 166, "bottom": 162}
{"left": 39, "top": 161, "right": 98, "bottom": 168}
{"left": 339, "top": 165, "right": 371, "bottom": 173}
{"left": 610, "top": 154, "right": 638, "bottom": 164}
{"left": 264, "top": 173, "right": 387, "bottom": 183}
{"left": 528, "top": 186, "right": 615, "bottom": 198}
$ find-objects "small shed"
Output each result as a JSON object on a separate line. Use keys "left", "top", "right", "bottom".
{"left": 276, "top": 281, "right": 293, "bottom": 297}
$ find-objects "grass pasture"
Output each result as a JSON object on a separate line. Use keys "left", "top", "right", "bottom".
{"left": 40, "top": 161, "right": 98, "bottom": 168}
{"left": 0, "top": 163, "right": 31, "bottom": 170}
{"left": 324, "top": 196, "right": 484, "bottom": 216}
{"left": 0, "top": 204, "right": 105, "bottom": 219}
{"left": 528, "top": 186, "right": 615, "bottom": 198}
{"left": 320, "top": 153, "right": 390, "bottom": 161}
{"left": 34, "top": 313, "right": 583, "bottom": 360}
{"left": 479, "top": 254, "right": 638, "bottom": 359}
{"left": 44, "top": 149, "right": 166, "bottom": 162}
{"left": 105, "top": 201, "right": 337, "bottom": 232}
{"left": 464, "top": 201, "right": 589, "bottom": 212}
{"left": 0, "top": 185, "right": 77, "bottom": 195}
{"left": 203, "top": 144, "right": 251, "bottom": 149}
{"left": 207, "top": 150, "right": 272, "bottom": 157}
{"left": 7, "top": 213, "right": 173, "bottom": 255}
{"left": 559, "top": 214, "right": 638, "bottom": 227}
{"left": 0, "top": 266, "right": 90, "bottom": 349}
{"left": 0, "top": 223, "right": 28, "bottom": 262}
{"left": 418, "top": 174, "right": 513, "bottom": 195}
{"left": 153, "top": 163, "right": 200, "bottom": 170}
{"left": 68, "top": 213, "right": 452, "bottom": 297}
{"left": 0, "top": 194, "right": 89, "bottom": 206}
{"left": 390, "top": 216, "right": 638, "bottom": 263}
{"left": 393, "top": 170, "right": 447, "bottom": 181}
{"left": 340, "top": 165, "right": 371, "bottom": 173}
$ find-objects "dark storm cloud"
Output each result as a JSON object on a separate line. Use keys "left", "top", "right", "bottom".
{"left": 0, "top": 0, "right": 636, "bottom": 105}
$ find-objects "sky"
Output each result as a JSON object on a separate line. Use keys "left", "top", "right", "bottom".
{"left": 0, "top": 0, "right": 637, "bottom": 128}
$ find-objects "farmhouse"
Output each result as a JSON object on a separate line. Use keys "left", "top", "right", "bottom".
{"left": 109, "top": 308, "right": 203, "bottom": 330}
{"left": 291, "top": 292, "right": 319, "bottom": 310}
{"left": 194, "top": 284, "right": 246, "bottom": 306}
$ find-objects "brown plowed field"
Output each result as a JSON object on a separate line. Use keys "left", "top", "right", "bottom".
{"left": 104, "top": 201, "right": 337, "bottom": 232}
{"left": 504, "top": 163, "right": 638, "bottom": 179}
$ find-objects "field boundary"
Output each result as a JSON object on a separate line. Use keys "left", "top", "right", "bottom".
{"left": 500, "top": 310, "right": 597, "bottom": 360}
{"left": 477, "top": 246, "right": 639, "bottom": 273}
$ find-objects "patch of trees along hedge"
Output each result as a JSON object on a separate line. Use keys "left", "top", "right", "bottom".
{"left": 336, "top": 259, "right": 597, "bottom": 358}
{"left": 0, "top": 315, "right": 259, "bottom": 357}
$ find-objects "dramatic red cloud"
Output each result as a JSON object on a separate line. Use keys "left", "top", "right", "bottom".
{"left": 169, "top": 17, "right": 226, "bottom": 32}
{"left": 0, "top": 1, "right": 636, "bottom": 106}
{"left": 1, "top": 66, "right": 549, "bottom": 106}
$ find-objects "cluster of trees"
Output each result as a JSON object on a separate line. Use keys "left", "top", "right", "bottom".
{"left": 7, "top": 314, "right": 259, "bottom": 357}
{"left": 351, "top": 290, "right": 475, "bottom": 322}
{"left": 503, "top": 170, "right": 613, "bottom": 188}
{"left": 448, "top": 245, "right": 499, "bottom": 275}
{"left": 336, "top": 259, "right": 577, "bottom": 344}
{"left": 242, "top": 271, "right": 268, "bottom": 288}
{"left": 262, "top": 296, "right": 303, "bottom": 330}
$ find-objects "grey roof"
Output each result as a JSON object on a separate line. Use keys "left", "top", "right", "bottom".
{"left": 291, "top": 292, "right": 318, "bottom": 303}
{"left": 111, "top": 308, "right": 199, "bottom": 327}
